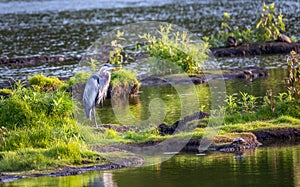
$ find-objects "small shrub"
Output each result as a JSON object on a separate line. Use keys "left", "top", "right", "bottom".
{"left": 255, "top": 2, "right": 286, "bottom": 41}
{"left": 286, "top": 50, "right": 300, "bottom": 99}
{"left": 29, "top": 74, "right": 64, "bottom": 91}
{"left": 110, "top": 69, "right": 139, "bottom": 87}
{"left": 203, "top": 2, "right": 289, "bottom": 47}
{"left": 140, "top": 24, "right": 209, "bottom": 74}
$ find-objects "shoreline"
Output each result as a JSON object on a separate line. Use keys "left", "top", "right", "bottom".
{"left": 0, "top": 41, "right": 299, "bottom": 68}
{"left": 1, "top": 126, "right": 300, "bottom": 184}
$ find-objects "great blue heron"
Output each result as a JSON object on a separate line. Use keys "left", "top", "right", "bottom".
{"left": 83, "top": 63, "right": 117, "bottom": 127}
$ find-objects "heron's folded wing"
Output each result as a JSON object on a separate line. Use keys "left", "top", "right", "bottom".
{"left": 95, "top": 75, "right": 109, "bottom": 105}
{"left": 83, "top": 75, "right": 100, "bottom": 114}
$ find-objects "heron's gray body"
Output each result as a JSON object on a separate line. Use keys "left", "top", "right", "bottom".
{"left": 83, "top": 64, "right": 115, "bottom": 127}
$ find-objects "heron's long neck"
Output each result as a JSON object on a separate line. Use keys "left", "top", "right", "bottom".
{"left": 98, "top": 69, "right": 111, "bottom": 82}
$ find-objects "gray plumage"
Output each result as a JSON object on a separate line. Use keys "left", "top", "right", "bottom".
{"left": 83, "top": 64, "right": 116, "bottom": 127}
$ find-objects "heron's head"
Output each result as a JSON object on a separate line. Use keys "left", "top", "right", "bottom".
{"left": 99, "top": 63, "right": 118, "bottom": 72}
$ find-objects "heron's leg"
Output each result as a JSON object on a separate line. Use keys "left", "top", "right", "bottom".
{"left": 93, "top": 107, "right": 98, "bottom": 128}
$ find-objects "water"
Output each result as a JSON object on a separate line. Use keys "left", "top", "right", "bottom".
{"left": 0, "top": 0, "right": 298, "bottom": 85}
{"left": 0, "top": 0, "right": 299, "bottom": 57}
{"left": 95, "top": 70, "right": 286, "bottom": 125}
{"left": 3, "top": 143, "right": 300, "bottom": 186}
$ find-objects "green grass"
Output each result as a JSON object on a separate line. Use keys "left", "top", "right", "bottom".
{"left": 0, "top": 88, "right": 12, "bottom": 95}
{"left": 110, "top": 69, "right": 139, "bottom": 87}
{"left": 29, "top": 74, "right": 64, "bottom": 91}
{"left": 0, "top": 141, "right": 106, "bottom": 172}
{"left": 219, "top": 115, "right": 300, "bottom": 134}
{"left": 0, "top": 80, "right": 104, "bottom": 172}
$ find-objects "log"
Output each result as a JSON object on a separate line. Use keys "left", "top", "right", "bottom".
{"left": 211, "top": 41, "right": 300, "bottom": 57}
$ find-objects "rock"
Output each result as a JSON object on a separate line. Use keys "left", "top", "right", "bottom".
{"left": 158, "top": 111, "right": 210, "bottom": 136}
{"left": 277, "top": 34, "right": 292, "bottom": 44}
{"left": 158, "top": 123, "right": 175, "bottom": 135}
{"left": 231, "top": 137, "right": 246, "bottom": 144}
{"left": 226, "top": 36, "right": 238, "bottom": 47}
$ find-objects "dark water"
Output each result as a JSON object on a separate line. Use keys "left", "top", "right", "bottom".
{"left": 0, "top": 0, "right": 299, "bottom": 57}
{"left": 3, "top": 143, "right": 300, "bottom": 187}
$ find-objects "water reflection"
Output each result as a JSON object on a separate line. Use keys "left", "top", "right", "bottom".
{"left": 4, "top": 144, "right": 300, "bottom": 187}
{"left": 95, "top": 67, "right": 286, "bottom": 125}
{"left": 102, "top": 172, "right": 117, "bottom": 187}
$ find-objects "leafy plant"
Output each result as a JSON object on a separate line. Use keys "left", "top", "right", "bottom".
{"left": 255, "top": 2, "right": 286, "bottom": 41}
{"left": 225, "top": 94, "right": 238, "bottom": 115}
{"left": 29, "top": 74, "right": 64, "bottom": 91}
{"left": 109, "top": 30, "right": 129, "bottom": 66}
{"left": 88, "top": 58, "right": 102, "bottom": 73}
{"left": 110, "top": 69, "right": 139, "bottom": 87}
{"left": 286, "top": 50, "right": 300, "bottom": 99}
{"left": 240, "top": 92, "right": 257, "bottom": 113}
{"left": 140, "top": 24, "right": 209, "bottom": 74}
{"left": 203, "top": 3, "right": 290, "bottom": 47}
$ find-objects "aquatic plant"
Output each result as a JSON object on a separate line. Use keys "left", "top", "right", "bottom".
{"left": 225, "top": 94, "right": 238, "bottom": 115}
{"left": 108, "top": 30, "right": 131, "bottom": 66}
{"left": 140, "top": 24, "right": 209, "bottom": 74}
{"left": 203, "top": 12, "right": 255, "bottom": 47}
{"left": 203, "top": 2, "right": 294, "bottom": 47}
{"left": 255, "top": 2, "right": 286, "bottom": 41}
{"left": 240, "top": 92, "right": 257, "bottom": 113}
{"left": 285, "top": 50, "right": 300, "bottom": 99}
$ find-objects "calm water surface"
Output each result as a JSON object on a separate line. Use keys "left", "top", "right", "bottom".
{"left": 3, "top": 143, "right": 300, "bottom": 187}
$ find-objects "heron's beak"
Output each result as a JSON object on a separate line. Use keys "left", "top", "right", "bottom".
{"left": 112, "top": 65, "right": 120, "bottom": 70}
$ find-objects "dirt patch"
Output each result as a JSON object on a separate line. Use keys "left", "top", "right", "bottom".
{"left": 253, "top": 127, "right": 300, "bottom": 142}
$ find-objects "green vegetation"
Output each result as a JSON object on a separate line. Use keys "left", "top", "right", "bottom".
{"left": 286, "top": 50, "right": 300, "bottom": 99}
{"left": 29, "top": 74, "right": 64, "bottom": 91}
{"left": 1, "top": 71, "right": 300, "bottom": 173}
{"left": 203, "top": 2, "right": 296, "bottom": 47}
{"left": 0, "top": 80, "right": 104, "bottom": 172}
{"left": 255, "top": 3, "right": 286, "bottom": 41}
{"left": 140, "top": 24, "right": 209, "bottom": 74}
{"left": 110, "top": 69, "right": 139, "bottom": 87}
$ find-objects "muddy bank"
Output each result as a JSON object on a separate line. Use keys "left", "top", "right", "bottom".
{"left": 1, "top": 126, "right": 300, "bottom": 183}
{"left": 0, "top": 55, "right": 77, "bottom": 68}
{"left": 0, "top": 156, "right": 144, "bottom": 184}
{"left": 211, "top": 41, "right": 300, "bottom": 57}
{"left": 253, "top": 127, "right": 300, "bottom": 143}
